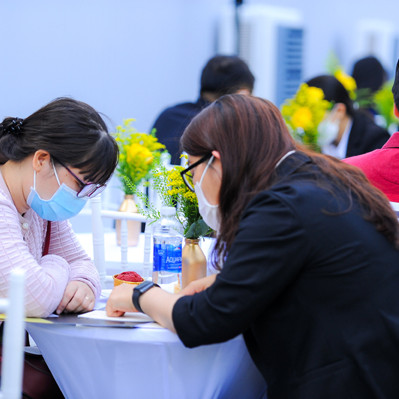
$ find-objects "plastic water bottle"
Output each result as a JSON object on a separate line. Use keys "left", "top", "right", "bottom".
{"left": 152, "top": 206, "right": 183, "bottom": 285}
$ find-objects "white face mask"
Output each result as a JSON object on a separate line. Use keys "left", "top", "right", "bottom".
{"left": 317, "top": 120, "right": 339, "bottom": 146}
{"left": 317, "top": 106, "right": 341, "bottom": 146}
{"left": 194, "top": 156, "right": 220, "bottom": 232}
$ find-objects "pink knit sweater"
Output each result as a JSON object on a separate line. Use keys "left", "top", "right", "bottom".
{"left": 0, "top": 171, "right": 101, "bottom": 317}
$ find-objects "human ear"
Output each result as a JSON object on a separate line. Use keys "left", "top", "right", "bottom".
{"left": 211, "top": 150, "right": 221, "bottom": 160}
{"left": 332, "top": 103, "right": 347, "bottom": 119}
{"left": 32, "top": 150, "right": 51, "bottom": 173}
{"left": 211, "top": 151, "right": 222, "bottom": 178}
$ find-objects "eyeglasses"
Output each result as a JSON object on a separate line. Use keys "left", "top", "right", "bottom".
{"left": 180, "top": 154, "right": 212, "bottom": 192}
{"left": 52, "top": 157, "right": 106, "bottom": 199}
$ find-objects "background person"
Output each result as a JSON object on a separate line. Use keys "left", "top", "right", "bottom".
{"left": 307, "top": 74, "right": 390, "bottom": 158}
{"left": 352, "top": 55, "right": 387, "bottom": 95}
{"left": 151, "top": 55, "right": 255, "bottom": 164}
{"left": 0, "top": 97, "right": 118, "bottom": 317}
{"left": 107, "top": 94, "right": 399, "bottom": 398}
{"left": 351, "top": 55, "right": 388, "bottom": 121}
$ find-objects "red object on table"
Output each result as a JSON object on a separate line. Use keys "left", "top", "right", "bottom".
{"left": 115, "top": 271, "right": 143, "bottom": 282}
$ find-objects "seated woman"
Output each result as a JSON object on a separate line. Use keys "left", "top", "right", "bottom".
{"left": 107, "top": 94, "right": 399, "bottom": 398}
{"left": 0, "top": 98, "right": 118, "bottom": 317}
{"left": 307, "top": 74, "right": 390, "bottom": 158}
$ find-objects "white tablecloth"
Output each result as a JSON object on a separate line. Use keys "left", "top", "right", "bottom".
{"left": 26, "top": 295, "right": 267, "bottom": 399}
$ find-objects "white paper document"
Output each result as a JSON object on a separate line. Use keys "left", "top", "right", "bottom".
{"left": 78, "top": 309, "right": 163, "bottom": 328}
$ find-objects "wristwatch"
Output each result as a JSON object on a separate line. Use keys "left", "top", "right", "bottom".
{"left": 132, "top": 281, "right": 160, "bottom": 313}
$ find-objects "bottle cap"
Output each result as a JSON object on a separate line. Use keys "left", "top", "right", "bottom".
{"left": 160, "top": 206, "right": 176, "bottom": 216}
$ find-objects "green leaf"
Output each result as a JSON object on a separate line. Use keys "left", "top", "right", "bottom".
{"left": 184, "top": 219, "right": 211, "bottom": 239}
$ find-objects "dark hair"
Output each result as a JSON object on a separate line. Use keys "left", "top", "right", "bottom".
{"left": 352, "top": 56, "right": 386, "bottom": 93}
{"left": 0, "top": 97, "right": 118, "bottom": 184}
{"left": 200, "top": 55, "right": 255, "bottom": 97}
{"left": 181, "top": 94, "right": 399, "bottom": 268}
{"left": 306, "top": 75, "right": 355, "bottom": 117}
{"left": 392, "top": 59, "right": 399, "bottom": 109}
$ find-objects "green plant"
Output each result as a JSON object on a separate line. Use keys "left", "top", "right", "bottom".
{"left": 131, "top": 162, "right": 211, "bottom": 239}
{"left": 373, "top": 80, "right": 396, "bottom": 129}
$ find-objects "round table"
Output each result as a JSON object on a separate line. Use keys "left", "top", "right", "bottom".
{"left": 27, "top": 322, "right": 267, "bottom": 399}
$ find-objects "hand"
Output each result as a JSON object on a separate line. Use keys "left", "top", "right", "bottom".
{"left": 56, "top": 281, "right": 95, "bottom": 315}
{"left": 180, "top": 274, "right": 217, "bottom": 296}
{"left": 106, "top": 284, "right": 136, "bottom": 317}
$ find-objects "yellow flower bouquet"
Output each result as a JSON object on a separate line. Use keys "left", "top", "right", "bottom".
{"left": 281, "top": 83, "right": 332, "bottom": 149}
{"left": 113, "top": 119, "right": 165, "bottom": 195}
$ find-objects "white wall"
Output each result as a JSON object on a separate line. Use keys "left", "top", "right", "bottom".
{"left": 245, "top": 0, "right": 399, "bottom": 80}
{"left": 2, "top": 0, "right": 397, "bottom": 232}
{"left": 0, "top": 0, "right": 228, "bottom": 133}
{"left": 0, "top": 0, "right": 398, "bottom": 133}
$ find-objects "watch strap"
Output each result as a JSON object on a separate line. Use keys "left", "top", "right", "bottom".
{"left": 132, "top": 281, "right": 160, "bottom": 313}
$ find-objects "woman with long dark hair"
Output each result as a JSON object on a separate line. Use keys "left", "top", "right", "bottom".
{"left": 0, "top": 97, "right": 118, "bottom": 317}
{"left": 107, "top": 94, "right": 399, "bottom": 398}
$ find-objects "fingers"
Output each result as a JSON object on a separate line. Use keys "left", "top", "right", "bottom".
{"left": 105, "top": 284, "right": 135, "bottom": 316}
{"left": 56, "top": 286, "right": 76, "bottom": 314}
{"left": 180, "top": 281, "right": 200, "bottom": 296}
{"left": 56, "top": 281, "right": 95, "bottom": 314}
{"left": 180, "top": 275, "right": 217, "bottom": 295}
{"left": 66, "top": 294, "right": 95, "bottom": 314}
{"left": 105, "top": 301, "right": 126, "bottom": 317}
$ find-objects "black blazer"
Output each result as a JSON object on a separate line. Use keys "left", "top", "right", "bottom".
{"left": 346, "top": 110, "right": 390, "bottom": 157}
{"left": 173, "top": 152, "right": 399, "bottom": 399}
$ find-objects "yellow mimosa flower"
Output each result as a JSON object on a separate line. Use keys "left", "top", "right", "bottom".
{"left": 281, "top": 83, "right": 332, "bottom": 150}
{"left": 291, "top": 107, "right": 313, "bottom": 130}
{"left": 113, "top": 118, "right": 165, "bottom": 194}
{"left": 307, "top": 86, "right": 325, "bottom": 104}
{"left": 334, "top": 69, "right": 357, "bottom": 98}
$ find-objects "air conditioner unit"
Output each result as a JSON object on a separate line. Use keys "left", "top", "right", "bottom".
{"left": 218, "top": 4, "right": 304, "bottom": 107}
{"left": 354, "top": 19, "right": 399, "bottom": 78}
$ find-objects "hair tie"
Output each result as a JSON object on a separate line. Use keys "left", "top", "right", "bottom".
{"left": 3, "top": 118, "right": 24, "bottom": 136}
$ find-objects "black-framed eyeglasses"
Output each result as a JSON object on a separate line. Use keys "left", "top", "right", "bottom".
{"left": 52, "top": 157, "right": 106, "bottom": 199}
{"left": 180, "top": 153, "right": 212, "bottom": 192}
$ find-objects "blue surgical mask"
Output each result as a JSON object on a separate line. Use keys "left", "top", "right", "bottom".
{"left": 27, "top": 162, "right": 87, "bottom": 221}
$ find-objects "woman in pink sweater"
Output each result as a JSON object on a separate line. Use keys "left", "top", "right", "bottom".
{"left": 0, "top": 98, "right": 118, "bottom": 317}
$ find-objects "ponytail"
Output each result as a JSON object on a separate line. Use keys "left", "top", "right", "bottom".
{"left": 0, "top": 117, "right": 25, "bottom": 164}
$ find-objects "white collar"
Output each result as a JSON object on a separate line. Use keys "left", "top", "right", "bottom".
{"left": 275, "top": 150, "right": 296, "bottom": 169}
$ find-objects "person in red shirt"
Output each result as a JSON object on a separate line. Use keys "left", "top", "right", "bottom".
{"left": 344, "top": 59, "right": 399, "bottom": 214}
